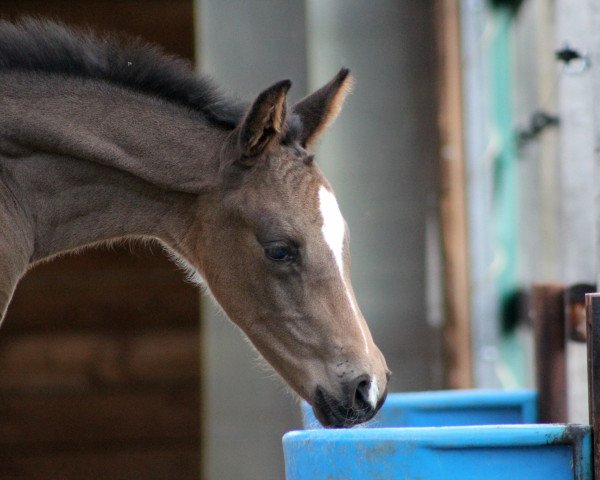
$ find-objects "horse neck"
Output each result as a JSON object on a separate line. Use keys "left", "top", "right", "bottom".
{"left": 0, "top": 72, "right": 229, "bottom": 262}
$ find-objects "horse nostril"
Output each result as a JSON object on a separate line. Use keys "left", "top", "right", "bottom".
{"left": 354, "top": 377, "right": 371, "bottom": 409}
{"left": 346, "top": 373, "right": 372, "bottom": 410}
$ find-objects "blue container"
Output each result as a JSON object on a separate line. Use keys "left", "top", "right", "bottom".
{"left": 302, "top": 389, "right": 537, "bottom": 428}
{"left": 283, "top": 424, "right": 591, "bottom": 480}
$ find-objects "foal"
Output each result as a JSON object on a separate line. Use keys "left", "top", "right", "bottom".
{"left": 0, "top": 20, "right": 388, "bottom": 427}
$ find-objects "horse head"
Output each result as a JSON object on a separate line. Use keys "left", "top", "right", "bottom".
{"left": 194, "top": 69, "right": 389, "bottom": 427}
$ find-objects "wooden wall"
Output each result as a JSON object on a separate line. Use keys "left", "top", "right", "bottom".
{"left": 0, "top": 0, "right": 195, "bottom": 60}
{"left": 0, "top": 2, "right": 200, "bottom": 479}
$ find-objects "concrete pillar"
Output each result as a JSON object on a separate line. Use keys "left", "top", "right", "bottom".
{"left": 197, "top": 3, "right": 307, "bottom": 479}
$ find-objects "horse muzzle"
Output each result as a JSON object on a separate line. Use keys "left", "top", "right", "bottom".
{"left": 311, "top": 374, "right": 388, "bottom": 428}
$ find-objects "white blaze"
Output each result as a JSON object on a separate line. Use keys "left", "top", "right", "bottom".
{"left": 318, "top": 186, "right": 369, "bottom": 354}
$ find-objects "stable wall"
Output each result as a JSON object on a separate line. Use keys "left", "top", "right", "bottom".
{"left": 0, "top": 3, "right": 201, "bottom": 478}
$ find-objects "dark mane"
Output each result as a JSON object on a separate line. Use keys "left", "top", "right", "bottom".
{"left": 0, "top": 18, "right": 245, "bottom": 128}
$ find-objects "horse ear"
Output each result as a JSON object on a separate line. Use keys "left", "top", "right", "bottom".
{"left": 238, "top": 79, "right": 291, "bottom": 161}
{"left": 292, "top": 68, "right": 353, "bottom": 148}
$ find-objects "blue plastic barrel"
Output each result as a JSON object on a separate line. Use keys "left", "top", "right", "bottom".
{"left": 302, "top": 389, "right": 537, "bottom": 428}
{"left": 283, "top": 424, "right": 591, "bottom": 480}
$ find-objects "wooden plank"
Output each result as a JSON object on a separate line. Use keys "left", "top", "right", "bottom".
{"left": 530, "top": 284, "right": 567, "bottom": 423}
{"left": 586, "top": 293, "right": 600, "bottom": 479}
{"left": 0, "top": 387, "right": 199, "bottom": 447}
{"left": 0, "top": 446, "right": 199, "bottom": 480}
{"left": 0, "top": 0, "right": 195, "bottom": 61}
{"left": 435, "top": 0, "right": 472, "bottom": 388}
{"left": 3, "top": 247, "right": 199, "bottom": 333}
{"left": 0, "top": 330, "right": 198, "bottom": 389}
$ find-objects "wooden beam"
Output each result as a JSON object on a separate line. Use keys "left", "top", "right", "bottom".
{"left": 435, "top": 0, "right": 472, "bottom": 389}
{"left": 0, "top": 446, "right": 199, "bottom": 480}
{"left": 4, "top": 248, "right": 199, "bottom": 334}
{"left": 0, "top": 387, "right": 199, "bottom": 448}
{"left": 0, "top": 330, "right": 199, "bottom": 390}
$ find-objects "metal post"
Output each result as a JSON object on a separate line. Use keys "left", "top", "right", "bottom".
{"left": 587, "top": 293, "right": 600, "bottom": 479}
{"left": 531, "top": 284, "right": 567, "bottom": 423}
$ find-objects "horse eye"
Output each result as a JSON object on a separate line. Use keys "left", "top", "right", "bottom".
{"left": 263, "top": 242, "right": 298, "bottom": 262}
